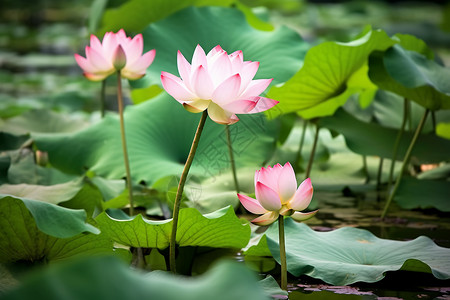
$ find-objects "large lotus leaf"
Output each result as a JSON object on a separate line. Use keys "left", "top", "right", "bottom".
{"left": 368, "top": 46, "right": 450, "bottom": 111}
{"left": 0, "top": 195, "right": 99, "bottom": 239}
{"left": 0, "top": 179, "right": 83, "bottom": 205}
{"left": 0, "top": 109, "right": 90, "bottom": 135}
{"left": 319, "top": 108, "right": 450, "bottom": 163}
{"left": 264, "top": 219, "right": 450, "bottom": 285}
{"left": 0, "top": 195, "right": 110, "bottom": 264}
{"left": 267, "top": 29, "right": 395, "bottom": 117}
{"left": 3, "top": 256, "right": 270, "bottom": 300}
{"left": 394, "top": 178, "right": 450, "bottom": 212}
{"left": 136, "top": 6, "right": 307, "bottom": 88}
{"left": 96, "top": 206, "right": 250, "bottom": 250}
{"left": 99, "top": 0, "right": 273, "bottom": 34}
{"left": 33, "top": 93, "right": 277, "bottom": 185}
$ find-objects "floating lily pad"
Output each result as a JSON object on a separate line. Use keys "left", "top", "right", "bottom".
{"left": 2, "top": 256, "right": 270, "bottom": 300}
{"left": 33, "top": 93, "right": 277, "bottom": 185}
{"left": 267, "top": 28, "right": 395, "bottom": 117}
{"left": 264, "top": 219, "right": 450, "bottom": 285}
{"left": 137, "top": 6, "right": 307, "bottom": 88}
{"left": 0, "top": 195, "right": 109, "bottom": 264}
{"left": 96, "top": 206, "right": 250, "bottom": 249}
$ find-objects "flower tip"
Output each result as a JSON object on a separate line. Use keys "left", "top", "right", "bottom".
{"left": 112, "top": 45, "right": 127, "bottom": 70}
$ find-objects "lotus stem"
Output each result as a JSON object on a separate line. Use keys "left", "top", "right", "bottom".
{"left": 381, "top": 109, "right": 429, "bottom": 219}
{"left": 169, "top": 110, "right": 208, "bottom": 273}
{"left": 295, "top": 119, "right": 308, "bottom": 168}
{"left": 116, "top": 72, "right": 134, "bottom": 216}
{"left": 225, "top": 125, "right": 240, "bottom": 193}
{"left": 278, "top": 215, "right": 287, "bottom": 291}
{"left": 100, "top": 79, "right": 106, "bottom": 118}
{"left": 387, "top": 98, "right": 408, "bottom": 194}
{"left": 305, "top": 122, "right": 319, "bottom": 179}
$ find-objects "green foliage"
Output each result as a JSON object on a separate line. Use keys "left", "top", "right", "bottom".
{"left": 3, "top": 256, "right": 270, "bottom": 300}
{"left": 135, "top": 6, "right": 308, "bottom": 89}
{"left": 395, "top": 178, "right": 450, "bottom": 212}
{"left": 368, "top": 45, "right": 450, "bottom": 111}
{"left": 0, "top": 195, "right": 110, "bottom": 264}
{"left": 96, "top": 206, "right": 250, "bottom": 249}
{"left": 267, "top": 28, "right": 395, "bottom": 118}
{"left": 319, "top": 109, "right": 450, "bottom": 163}
{"left": 263, "top": 219, "right": 450, "bottom": 285}
{"left": 33, "top": 93, "right": 278, "bottom": 185}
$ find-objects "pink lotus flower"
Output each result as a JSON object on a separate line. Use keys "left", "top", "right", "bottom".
{"left": 75, "top": 29, "right": 155, "bottom": 81}
{"left": 238, "top": 162, "right": 318, "bottom": 226}
{"left": 160, "top": 45, "right": 279, "bottom": 125}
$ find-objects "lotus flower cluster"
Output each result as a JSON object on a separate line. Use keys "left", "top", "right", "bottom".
{"left": 75, "top": 29, "right": 156, "bottom": 81}
{"left": 161, "top": 45, "right": 279, "bottom": 125}
{"left": 238, "top": 162, "right": 318, "bottom": 226}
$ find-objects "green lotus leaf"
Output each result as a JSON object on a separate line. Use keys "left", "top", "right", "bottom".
{"left": 267, "top": 28, "right": 395, "bottom": 117}
{"left": 319, "top": 108, "right": 450, "bottom": 163}
{"left": 0, "top": 179, "right": 83, "bottom": 205}
{"left": 99, "top": 0, "right": 273, "bottom": 34}
{"left": 0, "top": 109, "right": 90, "bottom": 135}
{"left": 136, "top": 6, "right": 307, "bottom": 88}
{"left": 394, "top": 178, "right": 450, "bottom": 212}
{"left": 0, "top": 195, "right": 110, "bottom": 264}
{"left": 33, "top": 93, "right": 277, "bottom": 185}
{"left": 3, "top": 256, "right": 270, "bottom": 300}
{"left": 0, "top": 194, "right": 99, "bottom": 240}
{"left": 265, "top": 219, "right": 450, "bottom": 285}
{"left": 368, "top": 45, "right": 450, "bottom": 111}
{"left": 437, "top": 122, "right": 450, "bottom": 139}
{"left": 96, "top": 206, "right": 250, "bottom": 250}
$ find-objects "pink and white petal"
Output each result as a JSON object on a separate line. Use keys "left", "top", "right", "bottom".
{"left": 211, "top": 74, "right": 241, "bottom": 105}
{"left": 183, "top": 99, "right": 210, "bottom": 113}
{"left": 252, "top": 211, "right": 279, "bottom": 226}
{"left": 161, "top": 71, "right": 196, "bottom": 102}
{"left": 278, "top": 162, "right": 298, "bottom": 204}
{"left": 125, "top": 49, "right": 155, "bottom": 74}
{"left": 239, "top": 78, "right": 273, "bottom": 99}
{"left": 255, "top": 182, "right": 282, "bottom": 211}
{"left": 206, "top": 45, "right": 224, "bottom": 59}
{"left": 207, "top": 102, "right": 236, "bottom": 125}
{"left": 191, "top": 65, "right": 214, "bottom": 100}
{"left": 237, "top": 193, "right": 267, "bottom": 214}
{"left": 289, "top": 178, "right": 313, "bottom": 211}
{"left": 124, "top": 34, "right": 144, "bottom": 64}
{"left": 239, "top": 61, "right": 259, "bottom": 93}
{"left": 102, "top": 32, "right": 118, "bottom": 60}
{"left": 191, "top": 44, "right": 207, "bottom": 70}
{"left": 256, "top": 167, "right": 277, "bottom": 191}
{"left": 209, "top": 51, "right": 232, "bottom": 85}
{"left": 84, "top": 71, "right": 111, "bottom": 81}
{"left": 290, "top": 210, "right": 318, "bottom": 222}
{"left": 221, "top": 99, "right": 256, "bottom": 114}
{"left": 74, "top": 54, "right": 97, "bottom": 73}
{"left": 89, "top": 35, "right": 102, "bottom": 52}
{"left": 85, "top": 47, "right": 113, "bottom": 71}
{"left": 229, "top": 50, "right": 243, "bottom": 73}
{"left": 248, "top": 97, "right": 279, "bottom": 114}
{"left": 177, "top": 50, "right": 192, "bottom": 86}
{"left": 121, "top": 69, "right": 145, "bottom": 80}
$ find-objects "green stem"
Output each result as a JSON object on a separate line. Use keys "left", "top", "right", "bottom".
{"left": 169, "top": 110, "right": 208, "bottom": 273}
{"left": 362, "top": 155, "right": 370, "bottom": 184}
{"left": 376, "top": 157, "right": 384, "bottom": 191}
{"left": 381, "top": 109, "right": 429, "bottom": 219}
{"left": 305, "top": 122, "right": 319, "bottom": 179}
{"left": 100, "top": 79, "right": 106, "bottom": 118}
{"left": 295, "top": 119, "right": 308, "bottom": 168}
{"left": 387, "top": 98, "right": 408, "bottom": 194}
{"left": 278, "top": 215, "right": 287, "bottom": 291}
{"left": 116, "top": 72, "right": 134, "bottom": 216}
{"left": 225, "top": 125, "right": 240, "bottom": 193}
